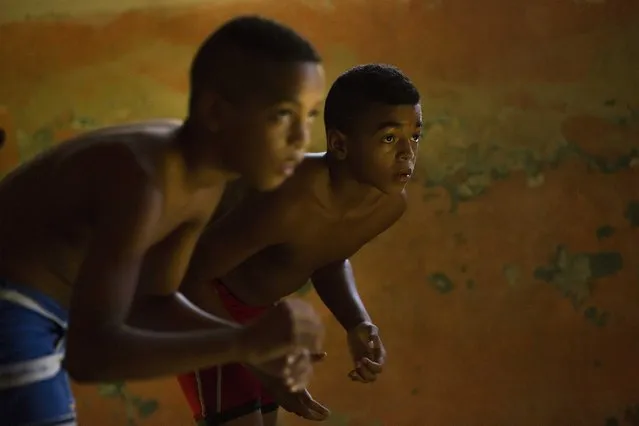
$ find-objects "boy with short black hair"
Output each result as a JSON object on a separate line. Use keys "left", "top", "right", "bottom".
{"left": 180, "top": 63, "right": 422, "bottom": 425}
{"left": 0, "top": 15, "right": 326, "bottom": 426}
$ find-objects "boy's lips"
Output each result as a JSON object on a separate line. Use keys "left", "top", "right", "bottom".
{"left": 395, "top": 168, "right": 413, "bottom": 182}
{"left": 281, "top": 157, "right": 302, "bottom": 176}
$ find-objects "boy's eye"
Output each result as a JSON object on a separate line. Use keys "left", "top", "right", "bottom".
{"left": 382, "top": 135, "right": 396, "bottom": 144}
{"left": 276, "top": 109, "right": 294, "bottom": 118}
{"left": 411, "top": 133, "right": 422, "bottom": 143}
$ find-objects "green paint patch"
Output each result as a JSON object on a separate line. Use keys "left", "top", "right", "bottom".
{"left": 604, "top": 99, "right": 617, "bottom": 107}
{"left": 19, "top": 127, "right": 54, "bottom": 162}
{"left": 584, "top": 306, "right": 610, "bottom": 327}
{"left": 71, "top": 115, "right": 99, "bottom": 130}
{"left": 416, "top": 128, "right": 639, "bottom": 215}
{"left": 455, "top": 173, "right": 492, "bottom": 201}
{"left": 625, "top": 201, "right": 639, "bottom": 227}
{"left": 589, "top": 252, "right": 623, "bottom": 279}
{"left": 296, "top": 280, "right": 313, "bottom": 296}
{"left": 96, "top": 381, "right": 159, "bottom": 424}
{"left": 526, "top": 173, "right": 545, "bottom": 188}
{"left": 17, "top": 114, "right": 100, "bottom": 163}
{"left": 596, "top": 225, "right": 616, "bottom": 240}
{"left": 503, "top": 264, "right": 520, "bottom": 287}
{"left": 97, "top": 382, "right": 125, "bottom": 397}
{"left": 490, "top": 167, "right": 511, "bottom": 180}
{"left": 131, "top": 397, "right": 159, "bottom": 418}
{"left": 328, "top": 412, "right": 350, "bottom": 426}
{"left": 466, "top": 279, "right": 475, "bottom": 290}
{"left": 564, "top": 143, "right": 636, "bottom": 175}
{"left": 533, "top": 246, "right": 623, "bottom": 310}
{"left": 428, "top": 273, "right": 454, "bottom": 294}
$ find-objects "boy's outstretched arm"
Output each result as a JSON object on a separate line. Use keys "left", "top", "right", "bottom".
{"left": 65, "top": 147, "right": 322, "bottom": 383}
{"left": 310, "top": 193, "right": 407, "bottom": 383}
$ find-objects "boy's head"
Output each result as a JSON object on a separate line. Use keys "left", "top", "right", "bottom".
{"left": 324, "top": 64, "right": 421, "bottom": 194}
{"left": 189, "top": 16, "right": 325, "bottom": 191}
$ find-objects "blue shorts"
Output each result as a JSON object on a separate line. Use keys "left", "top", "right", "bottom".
{"left": 0, "top": 279, "right": 76, "bottom": 426}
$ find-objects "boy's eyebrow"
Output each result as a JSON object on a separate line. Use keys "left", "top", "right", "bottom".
{"left": 375, "top": 120, "right": 423, "bottom": 131}
{"left": 265, "top": 98, "right": 324, "bottom": 112}
{"left": 268, "top": 98, "right": 301, "bottom": 106}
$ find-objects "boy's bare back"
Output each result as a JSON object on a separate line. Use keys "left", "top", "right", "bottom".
{"left": 0, "top": 120, "right": 221, "bottom": 307}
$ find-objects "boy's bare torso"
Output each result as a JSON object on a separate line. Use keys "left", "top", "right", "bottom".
{"left": 212, "top": 155, "right": 405, "bottom": 307}
{"left": 0, "top": 120, "right": 223, "bottom": 307}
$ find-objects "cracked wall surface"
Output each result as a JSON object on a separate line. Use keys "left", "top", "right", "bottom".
{"left": 1, "top": 0, "right": 638, "bottom": 425}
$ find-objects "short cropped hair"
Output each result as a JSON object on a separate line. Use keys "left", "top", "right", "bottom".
{"left": 189, "top": 15, "right": 321, "bottom": 110}
{"left": 324, "top": 64, "right": 420, "bottom": 133}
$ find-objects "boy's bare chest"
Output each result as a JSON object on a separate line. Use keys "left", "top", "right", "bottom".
{"left": 152, "top": 185, "right": 223, "bottom": 245}
{"left": 266, "top": 214, "right": 387, "bottom": 270}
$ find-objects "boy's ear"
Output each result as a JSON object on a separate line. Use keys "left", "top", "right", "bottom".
{"left": 327, "top": 129, "right": 348, "bottom": 160}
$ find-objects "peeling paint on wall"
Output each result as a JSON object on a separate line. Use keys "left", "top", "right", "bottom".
{"left": 625, "top": 201, "right": 639, "bottom": 227}
{"left": 503, "top": 264, "right": 520, "bottom": 287}
{"left": 596, "top": 225, "right": 616, "bottom": 240}
{"left": 534, "top": 245, "right": 623, "bottom": 311}
{"left": 97, "top": 382, "right": 159, "bottom": 425}
{"left": 428, "top": 272, "right": 454, "bottom": 294}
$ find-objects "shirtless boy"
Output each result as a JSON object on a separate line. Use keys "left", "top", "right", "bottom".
{"left": 179, "top": 64, "right": 422, "bottom": 425}
{"left": 0, "top": 16, "right": 326, "bottom": 426}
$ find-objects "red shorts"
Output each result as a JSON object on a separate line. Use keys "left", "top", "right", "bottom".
{"left": 177, "top": 279, "right": 277, "bottom": 424}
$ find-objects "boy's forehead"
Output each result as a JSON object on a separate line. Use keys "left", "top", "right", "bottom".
{"left": 359, "top": 103, "right": 422, "bottom": 129}
{"left": 256, "top": 61, "right": 325, "bottom": 104}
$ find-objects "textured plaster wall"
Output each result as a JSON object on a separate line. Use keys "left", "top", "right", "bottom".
{"left": 1, "top": 0, "right": 638, "bottom": 425}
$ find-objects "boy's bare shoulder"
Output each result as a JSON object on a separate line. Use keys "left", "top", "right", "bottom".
{"left": 280, "top": 154, "right": 328, "bottom": 198}
{"left": 235, "top": 156, "right": 328, "bottom": 232}
{"left": 372, "top": 190, "right": 407, "bottom": 233}
{"left": 60, "top": 120, "right": 182, "bottom": 185}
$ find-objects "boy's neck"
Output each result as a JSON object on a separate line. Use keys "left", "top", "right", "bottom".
{"left": 325, "top": 152, "right": 381, "bottom": 210}
{"left": 175, "top": 118, "right": 237, "bottom": 188}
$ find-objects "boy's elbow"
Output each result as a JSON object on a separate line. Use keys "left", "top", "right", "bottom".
{"left": 313, "top": 259, "right": 348, "bottom": 278}
{"left": 65, "top": 357, "right": 100, "bottom": 383}
{"left": 65, "top": 346, "right": 110, "bottom": 383}
{"left": 65, "top": 327, "right": 124, "bottom": 383}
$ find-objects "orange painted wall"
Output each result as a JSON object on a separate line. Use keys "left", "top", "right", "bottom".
{"left": 1, "top": 0, "right": 639, "bottom": 425}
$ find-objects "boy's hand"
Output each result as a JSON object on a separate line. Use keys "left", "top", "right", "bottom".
{"left": 239, "top": 299, "right": 324, "bottom": 388}
{"left": 252, "top": 351, "right": 326, "bottom": 392}
{"left": 263, "top": 381, "right": 330, "bottom": 421}
{"left": 346, "top": 321, "right": 385, "bottom": 383}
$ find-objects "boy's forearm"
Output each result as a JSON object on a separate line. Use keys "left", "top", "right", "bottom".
{"left": 66, "top": 321, "right": 246, "bottom": 383}
{"left": 66, "top": 293, "right": 245, "bottom": 383}
{"left": 126, "top": 292, "right": 239, "bottom": 332}
{"left": 311, "top": 259, "right": 371, "bottom": 331}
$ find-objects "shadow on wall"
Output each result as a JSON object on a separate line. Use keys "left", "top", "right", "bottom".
{"left": 1, "top": 0, "right": 639, "bottom": 425}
